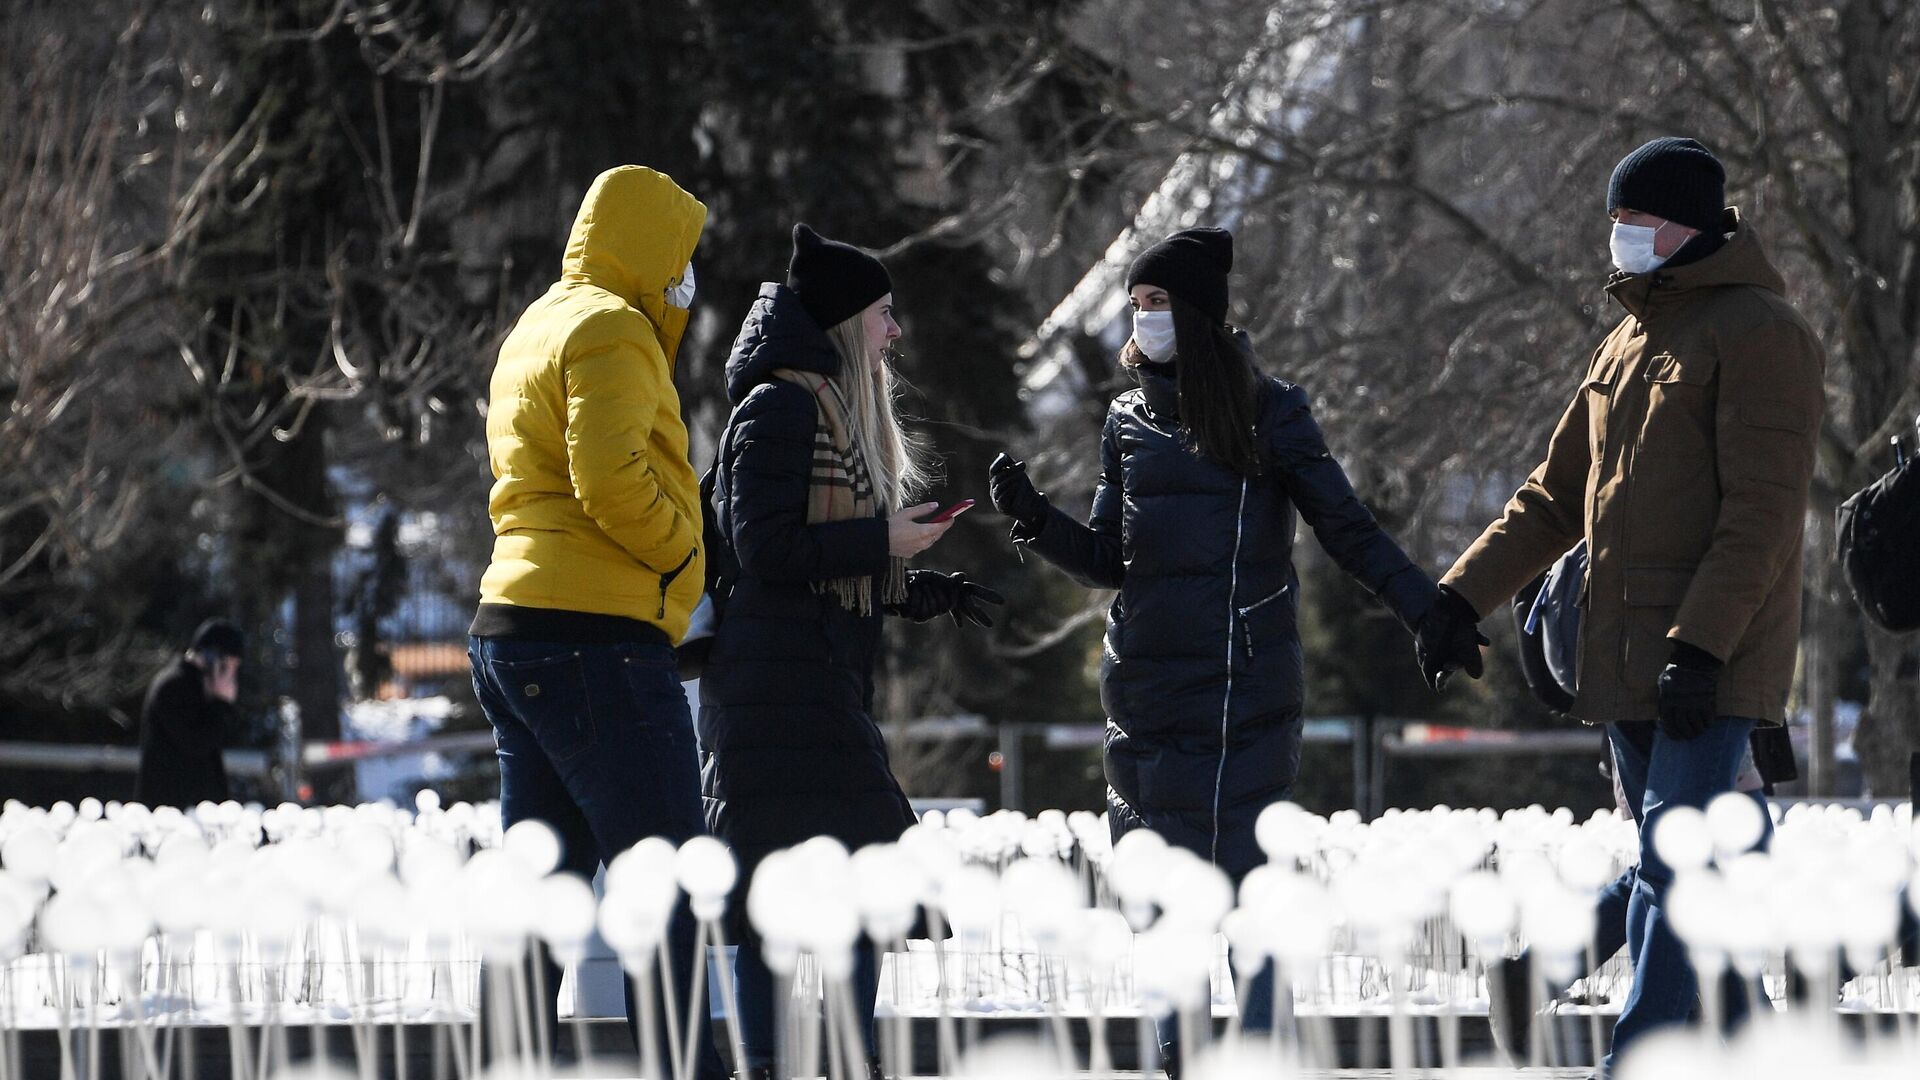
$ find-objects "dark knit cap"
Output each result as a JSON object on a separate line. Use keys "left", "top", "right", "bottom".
{"left": 785, "top": 224, "right": 893, "bottom": 331}
{"left": 1126, "top": 227, "right": 1234, "bottom": 325}
{"left": 1607, "top": 137, "right": 1726, "bottom": 233}
{"left": 189, "top": 618, "right": 246, "bottom": 658}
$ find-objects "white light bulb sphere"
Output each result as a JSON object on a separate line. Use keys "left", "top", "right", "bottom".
{"left": 1265, "top": 876, "right": 1336, "bottom": 965}
{"left": 534, "top": 873, "right": 599, "bottom": 964}
{"left": 597, "top": 891, "right": 663, "bottom": 972}
{"left": 1555, "top": 834, "right": 1616, "bottom": 892}
{"left": 1156, "top": 855, "right": 1233, "bottom": 932}
{"left": 1450, "top": 870, "right": 1517, "bottom": 948}
{"left": 801, "top": 902, "right": 861, "bottom": 980}
{"left": 1705, "top": 792, "right": 1767, "bottom": 858}
{"left": 1107, "top": 828, "right": 1170, "bottom": 910}
{"left": 1666, "top": 871, "right": 1731, "bottom": 953}
{"left": 39, "top": 891, "right": 112, "bottom": 955}
{"left": 850, "top": 844, "right": 923, "bottom": 943}
{"left": 1520, "top": 883, "right": 1595, "bottom": 960}
{"left": 1, "top": 825, "right": 57, "bottom": 882}
{"left": 502, "top": 819, "right": 563, "bottom": 877}
{"left": 399, "top": 837, "right": 463, "bottom": 888}
{"left": 1651, "top": 807, "right": 1714, "bottom": 873}
{"left": 49, "top": 828, "right": 124, "bottom": 893}
{"left": 747, "top": 851, "right": 806, "bottom": 947}
{"left": 606, "top": 836, "right": 679, "bottom": 901}
{"left": 939, "top": 864, "right": 1002, "bottom": 940}
{"left": 1132, "top": 924, "right": 1214, "bottom": 1011}
{"left": 1001, "top": 857, "right": 1081, "bottom": 942}
{"left": 675, "top": 836, "right": 738, "bottom": 908}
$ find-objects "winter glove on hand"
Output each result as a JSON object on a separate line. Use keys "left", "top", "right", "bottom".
{"left": 1414, "top": 585, "right": 1489, "bottom": 692}
{"left": 988, "top": 454, "right": 1050, "bottom": 528}
{"left": 1656, "top": 640, "right": 1721, "bottom": 741}
{"left": 892, "top": 571, "right": 1006, "bottom": 628}
{"left": 946, "top": 573, "right": 1005, "bottom": 628}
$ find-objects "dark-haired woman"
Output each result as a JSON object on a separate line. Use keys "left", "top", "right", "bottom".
{"left": 987, "top": 227, "right": 1441, "bottom": 1066}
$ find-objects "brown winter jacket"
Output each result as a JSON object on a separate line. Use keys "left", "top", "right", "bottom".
{"left": 1443, "top": 209, "right": 1825, "bottom": 727}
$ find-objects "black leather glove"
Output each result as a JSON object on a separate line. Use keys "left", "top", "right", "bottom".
{"left": 1414, "top": 585, "right": 1489, "bottom": 692}
{"left": 1656, "top": 640, "right": 1721, "bottom": 741}
{"left": 891, "top": 570, "right": 1005, "bottom": 628}
{"left": 987, "top": 454, "right": 1050, "bottom": 528}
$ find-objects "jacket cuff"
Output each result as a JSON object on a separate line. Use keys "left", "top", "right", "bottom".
{"left": 1382, "top": 567, "right": 1442, "bottom": 631}
{"left": 1667, "top": 638, "right": 1724, "bottom": 672}
{"left": 1008, "top": 511, "right": 1049, "bottom": 545}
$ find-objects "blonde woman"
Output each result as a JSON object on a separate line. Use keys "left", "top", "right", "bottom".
{"left": 699, "top": 225, "right": 1000, "bottom": 1078}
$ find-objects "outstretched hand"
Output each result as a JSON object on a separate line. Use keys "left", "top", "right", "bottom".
{"left": 893, "top": 570, "right": 1006, "bottom": 628}
{"left": 1415, "top": 586, "right": 1488, "bottom": 692}
{"left": 987, "top": 453, "right": 1050, "bottom": 528}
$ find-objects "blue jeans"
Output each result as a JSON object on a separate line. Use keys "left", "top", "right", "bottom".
{"left": 735, "top": 934, "right": 880, "bottom": 1070}
{"left": 1590, "top": 785, "right": 1770, "bottom": 1035}
{"left": 469, "top": 636, "right": 725, "bottom": 1080}
{"left": 1601, "top": 717, "right": 1755, "bottom": 1073}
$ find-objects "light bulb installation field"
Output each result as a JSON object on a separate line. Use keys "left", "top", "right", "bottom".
{"left": 0, "top": 795, "right": 1916, "bottom": 1080}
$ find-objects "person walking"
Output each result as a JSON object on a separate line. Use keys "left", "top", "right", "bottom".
{"left": 987, "top": 226, "right": 1439, "bottom": 1072}
{"left": 698, "top": 224, "right": 1001, "bottom": 1079}
{"left": 467, "top": 165, "right": 725, "bottom": 1077}
{"left": 1419, "top": 138, "right": 1826, "bottom": 1074}
{"left": 135, "top": 618, "right": 244, "bottom": 810}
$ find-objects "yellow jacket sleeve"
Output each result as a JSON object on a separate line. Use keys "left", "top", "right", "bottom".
{"left": 562, "top": 321, "right": 698, "bottom": 574}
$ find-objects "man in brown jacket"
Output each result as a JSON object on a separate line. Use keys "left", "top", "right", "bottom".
{"left": 1414, "top": 138, "right": 1825, "bottom": 1072}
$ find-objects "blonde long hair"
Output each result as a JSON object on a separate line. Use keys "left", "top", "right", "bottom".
{"left": 825, "top": 316, "right": 935, "bottom": 511}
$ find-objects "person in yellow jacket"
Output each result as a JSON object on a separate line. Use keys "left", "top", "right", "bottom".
{"left": 467, "top": 165, "right": 725, "bottom": 1079}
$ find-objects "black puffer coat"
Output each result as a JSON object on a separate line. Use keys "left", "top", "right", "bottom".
{"left": 697, "top": 283, "right": 917, "bottom": 879}
{"left": 1018, "top": 346, "right": 1436, "bottom": 878}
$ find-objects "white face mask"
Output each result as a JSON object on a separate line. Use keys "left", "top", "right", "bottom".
{"left": 666, "top": 262, "right": 697, "bottom": 309}
{"left": 1132, "top": 309, "right": 1176, "bottom": 362}
{"left": 1609, "top": 221, "right": 1670, "bottom": 275}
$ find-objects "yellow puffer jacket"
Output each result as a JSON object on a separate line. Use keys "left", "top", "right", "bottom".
{"left": 478, "top": 166, "right": 707, "bottom": 641}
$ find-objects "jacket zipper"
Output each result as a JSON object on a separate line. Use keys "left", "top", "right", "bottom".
{"left": 657, "top": 546, "right": 697, "bottom": 620}
{"left": 1236, "top": 584, "right": 1291, "bottom": 659}
{"left": 1211, "top": 477, "right": 1249, "bottom": 867}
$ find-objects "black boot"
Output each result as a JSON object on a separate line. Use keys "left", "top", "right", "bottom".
{"left": 1486, "top": 950, "right": 1536, "bottom": 1064}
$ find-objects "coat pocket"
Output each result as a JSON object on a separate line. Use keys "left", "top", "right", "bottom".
{"left": 1233, "top": 584, "right": 1292, "bottom": 668}
{"left": 1620, "top": 565, "right": 1694, "bottom": 692}
{"left": 1641, "top": 351, "right": 1715, "bottom": 387}
{"left": 492, "top": 650, "right": 598, "bottom": 762}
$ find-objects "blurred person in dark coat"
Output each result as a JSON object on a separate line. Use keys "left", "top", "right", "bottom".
{"left": 135, "top": 618, "right": 244, "bottom": 808}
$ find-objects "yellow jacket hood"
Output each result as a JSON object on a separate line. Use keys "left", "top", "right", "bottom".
{"left": 561, "top": 166, "right": 708, "bottom": 331}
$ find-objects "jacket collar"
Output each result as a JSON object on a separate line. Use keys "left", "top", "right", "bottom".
{"left": 724, "top": 283, "right": 842, "bottom": 405}
{"left": 1605, "top": 207, "right": 1787, "bottom": 321}
{"left": 1136, "top": 361, "right": 1180, "bottom": 420}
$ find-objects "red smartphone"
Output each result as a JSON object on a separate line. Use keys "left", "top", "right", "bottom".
{"left": 924, "top": 499, "right": 976, "bottom": 523}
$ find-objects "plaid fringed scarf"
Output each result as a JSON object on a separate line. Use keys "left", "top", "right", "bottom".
{"left": 771, "top": 369, "right": 908, "bottom": 615}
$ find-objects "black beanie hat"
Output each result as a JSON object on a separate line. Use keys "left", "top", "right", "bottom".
{"left": 1607, "top": 137, "right": 1726, "bottom": 233}
{"left": 785, "top": 224, "right": 893, "bottom": 332}
{"left": 1126, "top": 227, "right": 1234, "bottom": 325}
{"left": 190, "top": 618, "right": 246, "bottom": 658}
